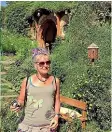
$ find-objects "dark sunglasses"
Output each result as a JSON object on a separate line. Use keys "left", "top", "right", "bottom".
{"left": 36, "top": 60, "right": 51, "bottom": 67}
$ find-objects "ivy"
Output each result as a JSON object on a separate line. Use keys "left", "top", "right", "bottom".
{"left": 4, "top": 1, "right": 77, "bottom": 35}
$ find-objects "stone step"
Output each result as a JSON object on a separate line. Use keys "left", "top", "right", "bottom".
{"left": 0, "top": 95, "right": 17, "bottom": 98}
{"left": 0, "top": 72, "right": 7, "bottom": 75}
{"left": 3, "top": 66, "right": 10, "bottom": 70}
{"left": 0, "top": 60, "right": 15, "bottom": 65}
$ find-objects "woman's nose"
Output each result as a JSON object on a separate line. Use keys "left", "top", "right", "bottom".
{"left": 42, "top": 63, "right": 47, "bottom": 67}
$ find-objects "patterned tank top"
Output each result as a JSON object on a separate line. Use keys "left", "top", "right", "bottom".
{"left": 22, "top": 76, "right": 56, "bottom": 127}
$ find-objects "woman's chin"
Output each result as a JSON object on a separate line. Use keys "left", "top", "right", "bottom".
{"left": 41, "top": 70, "right": 49, "bottom": 75}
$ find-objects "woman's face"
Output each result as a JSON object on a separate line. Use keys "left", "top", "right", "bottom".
{"left": 34, "top": 55, "right": 51, "bottom": 75}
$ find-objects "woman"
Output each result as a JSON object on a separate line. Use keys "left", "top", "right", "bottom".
{"left": 10, "top": 48, "right": 60, "bottom": 132}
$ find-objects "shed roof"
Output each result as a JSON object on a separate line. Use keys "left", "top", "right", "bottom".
{"left": 6, "top": 1, "right": 77, "bottom": 18}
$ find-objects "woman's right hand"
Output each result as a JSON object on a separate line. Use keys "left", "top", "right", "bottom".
{"left": 10, "top": 105, "right": 21, "bottom": 112}
{"left": 10, "top": 100, "right": 22, "bottom": 112}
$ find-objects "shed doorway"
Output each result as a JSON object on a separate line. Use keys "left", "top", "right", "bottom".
{"left": 41, "top": 20, "right": 57, "bottom": 52}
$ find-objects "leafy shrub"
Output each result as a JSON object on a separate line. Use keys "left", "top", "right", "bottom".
{"left": 58, "top": 118, "right": 81, "bottom": 132}
{"left": 83, "top": 121, "right": 104, "bottom": 132}
{"left": 1, "top": 63, "right": 5, "bottom": 72}
{"left": 0, "top": 6, "right": 6, "bottom": 28}
{"left": 4, "top": 1, "right": 76, "bottom": 35}
{"left": 1, "top": 98, "right": 18, "bottom": 132}
{"left": 51, "top": 3, "right": 110, "bottom": 131}
{"left": 6, "top": 56, "right": 36, "bottom": 92}
{"left": 87, "top": 2, "right": 111, "bottom": 24}
{"left": 5, "top": 2, "right": 30, "bottom": 35}
{"left": 73, "top": 66, "right": 111, "bottom": 130}
{"left": 1, "top": 30, "right": 37, "bottom": 58}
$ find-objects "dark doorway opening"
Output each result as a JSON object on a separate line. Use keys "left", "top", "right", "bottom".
{"left": 41, "top": 20, "right": 57, "bottom": 51}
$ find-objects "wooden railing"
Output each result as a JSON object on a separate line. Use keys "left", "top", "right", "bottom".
{"left": 60, "top": 95, "right": 87, "bottom": 129}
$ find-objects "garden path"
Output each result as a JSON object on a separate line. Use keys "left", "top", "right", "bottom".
{"left": 1, "top": 56, "right": 17, "bottom": 97}
{"left": 1, "top": 56, "right": 15, "bottom": 75}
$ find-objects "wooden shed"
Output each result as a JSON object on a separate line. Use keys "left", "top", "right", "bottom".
{"left": 27, "top": 8, "right": 70, "bottom": 51}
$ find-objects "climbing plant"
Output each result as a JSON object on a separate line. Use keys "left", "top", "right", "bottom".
{"left": 51, "top": 3, "right": 111, "bottom": 131}
{"left": 4, "top": 1, "right": 77, "bottom": 35}
{"left": 4, "top": 1, "right": 111, "bottom": 36}
{"left": 5, "top": 2, "right": 30, "bottom": 35}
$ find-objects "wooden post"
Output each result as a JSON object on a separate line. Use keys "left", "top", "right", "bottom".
{"left": 56, "top": 14, "right": 60, "bottom": 36}
{"left": 91, "top": 58, "right": 94, "bottom": 66}
{"left": 60, "top": 95, "right": 87, "bottom": 129}
{"left": 82, "top": 110, "right": 87, "bottom": 129}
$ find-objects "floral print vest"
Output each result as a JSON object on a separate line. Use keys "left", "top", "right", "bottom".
{"left": 22, "top": 76, "right": 56, "bottom": 127}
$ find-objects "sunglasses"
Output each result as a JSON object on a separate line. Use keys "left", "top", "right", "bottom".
{"left": 35, "top": 60, "right": 51, "bottom": 67}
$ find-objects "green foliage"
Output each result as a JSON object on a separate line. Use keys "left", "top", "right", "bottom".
{"left": 6, "top": 56, "right": 36, "bottom": 92}
{"left": 1, "top": 98, "right": 21, "bottom": 132}
{"left": 51, "top": 3, "right": 110, "bottom": 131}
{"left": 0, "top": 6, "right": 6, "bottom": 28}
{"left": 73, "top": 66, "right": 111, "bottom": 130}
{"left": 28, "top": 1, "right": 76, "bottom": 15}
{"left": 1, "top": 78, "right": 17, "bottom": 95}
{"left": 59, "top": 118, "right": 81, "bottom": 132}
{"left": 6, "top": 1, "right": 76, "bottom": 16}
{"left": 83, "top": 2, "right": 111, "bottom": 25}
{"left": 83, "top": 121, "right": 104, "bottom": 132}
{"left": 1, "top": 63, "right": 5, "bottom": 71}
{"left": 4, "top": 1, "right": 77, "bottom": 35}
{"left": 5, "top": 2, "right": 30, "bottom": 35}
{"left": 1, "top": 30, "right": 37, "bottom": 58}
{"left": 4, "top": 1, "right": 110, "bottom": 36}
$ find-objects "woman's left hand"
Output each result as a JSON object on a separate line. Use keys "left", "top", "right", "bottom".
{"left": 50, "top": 116, "right": 59, "bottom": 130}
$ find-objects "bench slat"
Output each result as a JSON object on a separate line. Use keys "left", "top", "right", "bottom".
{"left": 60, "top": 114, "right": 87, "bottom": 122}
{"left": 60, "top": 95, "right": 87, "bottom": 129}
{"left": 60, "top": 95, "right": 87, "bottom": 110}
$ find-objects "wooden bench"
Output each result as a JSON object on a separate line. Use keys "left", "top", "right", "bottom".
{"left": 60, "top": 95, "right": 87, "bottom": 129}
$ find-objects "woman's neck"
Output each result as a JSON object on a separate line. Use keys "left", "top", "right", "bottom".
{"left": 37, "top": 73, "right": 49, "bottom": 80}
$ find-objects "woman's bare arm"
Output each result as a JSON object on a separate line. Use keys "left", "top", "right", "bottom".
{"left": 50, "top": 78, "right": 60, "bottom": 129}
{"left": 54, "top": 78, "right": 60, "bottom": 115}
{"left": 10, "top": 78, "right": 27, "bottom": 111}
{"left": 17, "top": 78, "right": 27, "bottom": 106}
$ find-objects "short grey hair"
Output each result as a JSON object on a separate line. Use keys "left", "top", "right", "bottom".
{"left": 32, "top": 48, "right": 49, "bottom": 63}
{"left": 33, "top": 54, "right": 50, "bottom": 63}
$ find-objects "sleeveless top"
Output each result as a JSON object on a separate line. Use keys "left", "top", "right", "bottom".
{"left": 22, "top": 76, "right": 56, "bottom": 127}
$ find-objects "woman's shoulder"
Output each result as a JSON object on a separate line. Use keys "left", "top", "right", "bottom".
{"left": 30, "top": 74, "right": 36, "bottom": 78}
{"left": 51, "top": 75, "right": 60, "bottom": 84}
{"left": 55, "top": 77, "right": 60, "bottom": 84}
{"left": 22, "top": 74, "right": 35, "bottom": 82}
